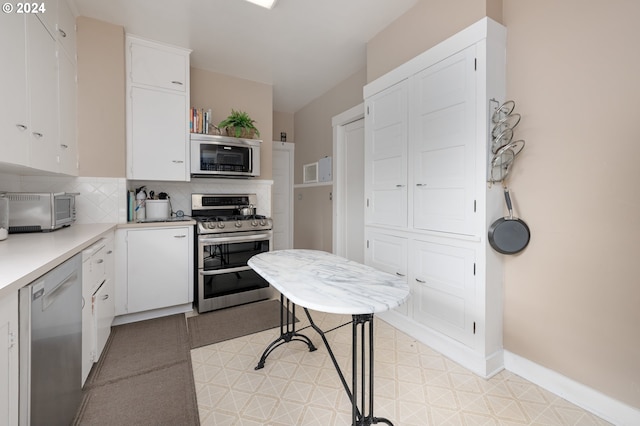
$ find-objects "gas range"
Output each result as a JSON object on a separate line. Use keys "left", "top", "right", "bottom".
{"left": 191, "top": 193, "right": 273, "bottom": 235}
{"left": 191, "top": 193, "right": 273, "bottom": 313}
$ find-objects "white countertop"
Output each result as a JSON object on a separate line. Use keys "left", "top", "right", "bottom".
{"left": 248, "top": 249, "right": 409, "bottom": 315}
{"left": 0, "top": 223, "right": 117, "bottom": 298}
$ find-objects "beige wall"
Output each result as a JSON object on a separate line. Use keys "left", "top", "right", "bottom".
{"left": 273, "top": 111, "right": 294, "bottom": 143}
{"left": 366, "top": 0, "right": 502, "bottom": 82}
{"left": 76, "top": 16, "right": 126, "bottom": 177}
{"left": 363, "top": 0, "right": 640, "bottom": 408}
{"left": 190, "top": 68, "right": 273, "bottom": 180}
{"left": 293, "top": 68, "right": 366, "bottom": 250}
{"left": 502, "top": 0, "right": 640, "bottom": 408}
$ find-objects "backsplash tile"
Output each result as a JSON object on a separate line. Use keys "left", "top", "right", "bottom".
{"left": 20, "top": 176, "right": 128, "bottom": 224}
{"left": 8, "top": 175, "right": 273, "bottom": 224}
{"left": 130, "top": 178, "right": 273, "bottom": 216}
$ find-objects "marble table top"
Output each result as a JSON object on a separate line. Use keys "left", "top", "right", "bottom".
{"left": 248, "top": 249, "right": 410, "bottom": 315}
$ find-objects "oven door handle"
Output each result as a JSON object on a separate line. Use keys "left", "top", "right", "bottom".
{"left": 198, "top": 233, "right": 272, "bottom": 245}
{"left": 199, "top": 266, "right": 252, "bottom": 276}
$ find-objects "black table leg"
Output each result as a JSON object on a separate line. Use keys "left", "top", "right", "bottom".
{"left": 254, "top": 295, "right": 317, "bottom": 370}
{"left": 304, "top": 310, "right": 394, "bottom": 426}
{"left": 351, "top": 314, "right": 393, "bottom": 426}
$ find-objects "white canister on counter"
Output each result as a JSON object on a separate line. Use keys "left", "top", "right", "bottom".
{"left": 0, "top": 196, "right": 8, "bottom": 240}
{"left": 146, "top": 199, "right": 170, "bottom": 219}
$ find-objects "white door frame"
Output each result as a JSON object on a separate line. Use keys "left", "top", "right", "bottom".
{"left": 273, "top": 141, "right": 295, "bottom": 249}
{"left": 332, "top": 103, "right": 364, "bottom": 256}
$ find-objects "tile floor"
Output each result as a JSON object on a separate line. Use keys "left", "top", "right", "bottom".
{"left": 191, "top": 310, "right": 611, "bottom": 425}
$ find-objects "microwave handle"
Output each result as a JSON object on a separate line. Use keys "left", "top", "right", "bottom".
{"left": 64, "top": 192, "right": 80, "bottom": 196}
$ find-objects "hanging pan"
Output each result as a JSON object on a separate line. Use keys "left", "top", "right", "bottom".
{"left": 488, "top": 187, "right": 530, "bottom": 254}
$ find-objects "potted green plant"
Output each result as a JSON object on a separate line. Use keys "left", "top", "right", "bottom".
{"left": 218, "top": 109, "right": 261, "bottom": 139}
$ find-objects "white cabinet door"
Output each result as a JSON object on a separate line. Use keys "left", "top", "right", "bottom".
{"left": 58, "top": 47, "right": 78, "bottom": 175}
{"left": 0, "top": 291, "right": 19, "bottom": 426}
{"left": 35, "top": 0, "right": 57, "bottom": 38}
{"left": 128, "top": 87, "right": 188, "bottom": 180}
{"left": 411, "top": 239, "right": 476, "bottom": 347}
{"left": 365, "top": 229, "right": 409, "bottom": 315}
{"left": 411, "top": 46, "right": 477, "bottom": 236}
{"left": 56, "top": 0, "right": 76, "bottom": 59}
{"left": 129, "top": 41, "right": 188, "bottom": 92}
{"left": 27, "top": 15, "right": 59, "bottom": 173}
{"left": 126, "top": 227, "right": 192, "bottom": 313}
{"left": 364, "top": 80, "right": 408, "bottom": 228}
{"left": 0, "top": 13, "right": 29, "bottom": 167}
{"left": 93, "top": 278, "right": 114, "bottom": 361}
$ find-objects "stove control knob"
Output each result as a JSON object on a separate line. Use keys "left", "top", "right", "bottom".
{"left": 251, "top": 220, "right": 258, "bottom": 227}
{"left": 259, "top": 219, "right": 267, "bottom": 226}
{"left": 206, "top": 222, "right": 215, "bottom": 229}
{"left": 235, "top": 220, "right": 242, "bottom": 228}
{"left": 217, "top": 222, "right": 225, "bottom": 229}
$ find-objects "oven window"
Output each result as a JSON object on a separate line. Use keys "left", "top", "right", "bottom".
{"left": 55, "top": 198, "right": 71, "bottom": 221}
{"left": 203, "top": 269, "right": 269, "bottom": 298}
{"left": 202, "top": 240, "right": 269, "bottom": 270}
{"left": 200, "top": 144, "right": 250, "bottom": 172}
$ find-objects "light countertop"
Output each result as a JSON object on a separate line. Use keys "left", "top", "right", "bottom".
{"left": 248, "top": 249, "right": 409, "bottom": 315}
{"left": 0, "top": 223, "right": 117, "bottom": 298}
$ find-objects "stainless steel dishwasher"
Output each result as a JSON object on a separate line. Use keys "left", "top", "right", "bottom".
{"left": 19, "top": 253, "right": 83, "bottom": 426}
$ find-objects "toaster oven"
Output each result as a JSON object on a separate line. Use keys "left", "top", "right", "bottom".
{"left": 4, "top": 192, "right": 77, "bottom": 233}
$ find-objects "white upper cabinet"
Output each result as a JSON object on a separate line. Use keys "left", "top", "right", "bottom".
{"left": 35, "top": 0, "right": 58, "bottom": 39}
{"left": 410, "top": 46, "right": 477, "bottom": 236}
{"left": 129, "top": 87, "right": 188, "bottom": 180}
{"left": 27, "top": 15, "right": 59, "bottom": 173}
{"left": 56, "top": 0, "right": 76, "bottom": 59}
{"left": 364, "top": 80, "right": 408, "bottom": 228}
{"left": 58, "top": 46, "right": 78, "bottom": 175}
{"left": 126, "top": 35, "right": 191, "bottom": 181}
{"left": 0, "top": 14, "right": 29, "bottom": 167}
{"left": 0, "top": 2, "right": 78, "bottom": 176}
{"left": 129, "top": 42, "right": 188, "bottom": 92}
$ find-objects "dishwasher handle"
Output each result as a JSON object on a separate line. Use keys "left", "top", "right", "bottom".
{"left": 42, "top": 270, "right": 78, "bottom": 311}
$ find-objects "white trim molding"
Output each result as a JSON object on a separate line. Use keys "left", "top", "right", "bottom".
{"left": 504, "top": 351, "right": 640, "bottom": 426}
{"left": 331, "top": 103, "right": 365, "bottom": 256}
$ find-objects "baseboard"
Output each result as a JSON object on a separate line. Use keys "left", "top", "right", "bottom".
{"left": 504, "top": 350, "right": 640, "bottom": 426}
{"left": 377, "top": 309, "right": 503, "bottom": 378}
{"left": 112, "top": 303, "right": 193, "bottom": 326}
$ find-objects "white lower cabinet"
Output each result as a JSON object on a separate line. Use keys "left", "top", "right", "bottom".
{"left": 93, "top": 277, "right": 114, "bottom": 360}
{"left": 365, "top": 230, "right": 408, "bottom": 315}
{"left": 115, "top": 226, "right": 193, "bottom": 320}
{"left": 0, "top": 291, "right": 18, "bottom": 426}
{"left": 411, "top": 239, "right": 476, "bottom": 347}
{"left": 81, "top": 234, "right": 115, "bottom": 386}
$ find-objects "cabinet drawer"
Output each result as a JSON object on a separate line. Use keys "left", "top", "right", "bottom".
{"left": 129, "top": 41, "right": 188, "bottom": 91}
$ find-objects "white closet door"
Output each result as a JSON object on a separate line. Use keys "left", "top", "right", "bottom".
{"left": 364, "top": 80, "right": 408, "bottom": 228}
{"left": 411, "top": 45, "right": 477, "bottom": 236}
{"left": 272, "top": 142, "right": 294, "bottom": 250}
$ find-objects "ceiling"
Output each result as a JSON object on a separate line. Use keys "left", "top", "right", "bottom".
{"left": 72, "top": 0, "right": 419, "bottom": 113}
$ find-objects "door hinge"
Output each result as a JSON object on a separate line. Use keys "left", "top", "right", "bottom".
{"left": 474, "top": 58, "right": 477, "bottom": 71}
{"left": 366, "top": 106, "right": 370, "bottom": 115}
{"left": 473, "top": 263, "right": 476, "bottom": 276}
{"left": 366, "top": 198, "right": 370, "bottom": 207}
{"left": 473, "top": 322, "right": 476, "bottom": 334}
{"left": 474, "top": 200, "right": 476, "bottom": 212}
{"left": 366, "top": 240, "right": 370, "bottom": 249}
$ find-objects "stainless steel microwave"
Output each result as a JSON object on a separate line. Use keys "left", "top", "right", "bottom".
{"left": 190, "top": 134, "right": 261, "bottom": 178}
{"left": 4, "top": 192, "right": 77, "bottom": 233}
